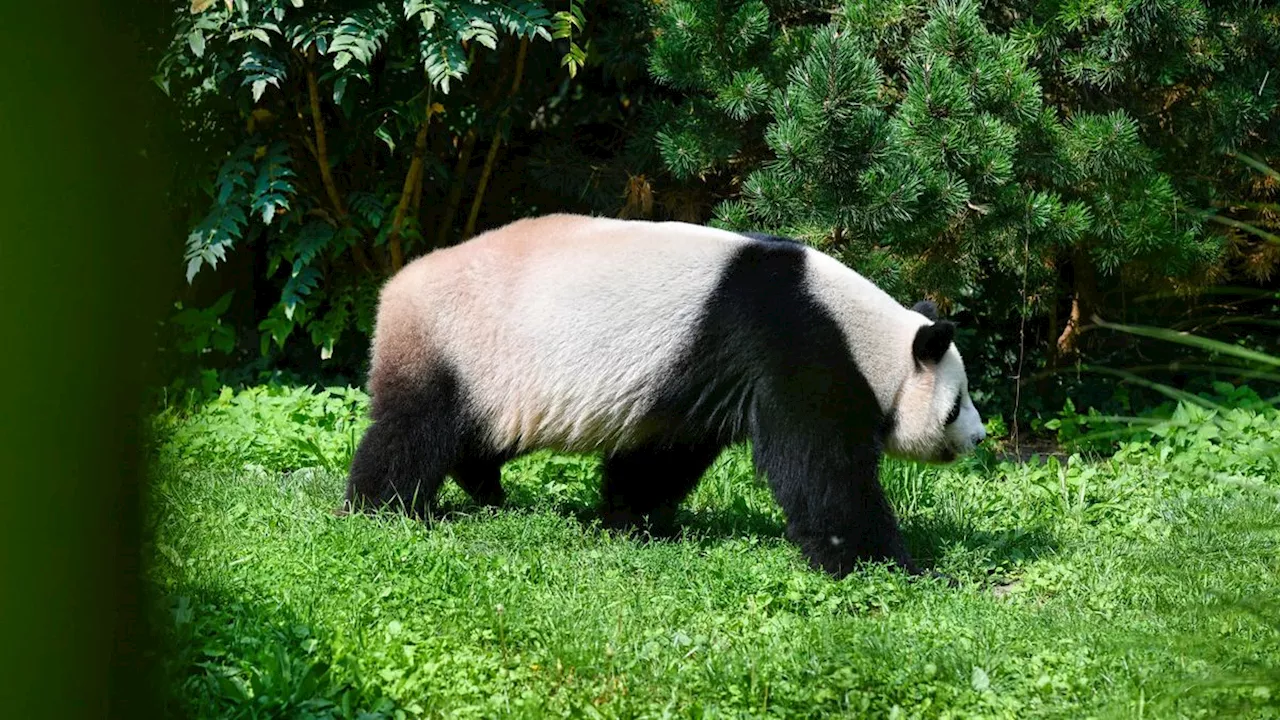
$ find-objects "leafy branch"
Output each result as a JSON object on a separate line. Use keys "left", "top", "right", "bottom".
{"left": 161, "top": 0, "right": 596, "bottom": 361}
{"left": 553, "top": 0, "right": 587, "bottom": 78}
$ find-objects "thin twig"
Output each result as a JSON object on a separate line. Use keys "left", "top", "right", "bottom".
{"left": 303, "top": 46, "right": 375, "bottom": 275}
{"left": 387, "top": 87, "right": 437, "bottom": 272}
{"left": 1012, "top": 232, "right": 1031, "bottom": 456}
{"left": 306, "top": 47, "right": 346, "bottom": 219}
{"left": 464, "top": 38, "right": 529, "bottom": 240}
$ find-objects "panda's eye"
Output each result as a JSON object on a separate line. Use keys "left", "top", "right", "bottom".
{"left": 944, "top": 396, "right": 961, "bottom": 425}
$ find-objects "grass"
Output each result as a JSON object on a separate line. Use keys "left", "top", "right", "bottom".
{"left": 147, "top": 387, "right": 1280, "bottom": 718}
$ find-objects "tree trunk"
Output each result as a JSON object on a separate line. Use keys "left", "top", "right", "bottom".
{"left": 435, "top": 44, "right": 507, "bottom": 248}
{"left": 387, "top": 95, "right": 438, "bottom": 273}
{"left": 434, "top": 129, "right": 479, "bottom": 247}
{"left": 1055, "top": 248, "right": 1098, "bottom": 359}
{"left": 463, "top": 39, "right": 529, "bottom": 241}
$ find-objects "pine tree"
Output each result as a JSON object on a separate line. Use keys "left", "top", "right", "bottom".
{"left": 644, "top": 0, "right": 1279, "bottom": 372}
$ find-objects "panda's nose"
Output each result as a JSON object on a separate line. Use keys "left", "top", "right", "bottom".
{"left": 972, "top": 427, "right": 987, "bottom": 445}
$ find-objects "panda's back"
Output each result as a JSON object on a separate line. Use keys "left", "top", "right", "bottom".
{"left": 373, "top": 215, "right": 760, "bottom": 451}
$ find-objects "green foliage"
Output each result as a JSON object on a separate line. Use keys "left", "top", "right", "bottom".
{"left": 161, "top": 589, "right": 400, "bottom": 719}
{"left": 552, "top": 0, "right": 586, "bottom": 78}
{"left": 157, "top": 0, "right": 601, "bottom": 369}
{"left": 647, "top": 0, "right": 1231, "bottom": 293}
{"left": 643, "top": 0, "right": 1280, "bottom": 421}
{"left": 153, "top": 383, "right": 371, "bottom": 472}
{"left": 149, "top": 385, "right": 1280, "bottom": 717}
{"left": 1044, "top": 380, "right": 1280, "bottom": 455}
{"left": 154, "top": 0, "right": 1280, "bottom": 437}
{"left": 168, "top": 292, "right": 237, "bottom": 357}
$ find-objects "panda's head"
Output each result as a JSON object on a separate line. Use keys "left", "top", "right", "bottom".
{"left": 882, "top": 301, "right": 986, "bottom": 464}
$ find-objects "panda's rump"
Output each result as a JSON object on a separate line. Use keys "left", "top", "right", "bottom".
{"left": 399, "top": 216, "right": 746, "bottom": 454}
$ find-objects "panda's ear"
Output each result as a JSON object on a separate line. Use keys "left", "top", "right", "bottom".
{"left": 912, "top": 321, "right": 955, "bottom": 365}
{"left": 911, "top": 300, "right": 939, "bottom": 321}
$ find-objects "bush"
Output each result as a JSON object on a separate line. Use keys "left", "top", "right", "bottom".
{"left": 153, "top": 384, "right": 371, "bottom": 473}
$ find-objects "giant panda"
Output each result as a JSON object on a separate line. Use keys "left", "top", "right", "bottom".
{"left": 345, "top": 214, "right": 986, "bottom": 577}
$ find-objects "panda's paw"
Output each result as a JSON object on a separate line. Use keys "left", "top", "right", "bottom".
{"left": 600, "top": 507, "right": 682, "bottom": 541}
{"left": 470, "top": 487, "right": 507, "bottom": 509}
{"left": 600, "top": 508, "right": 645, "bottom": 533}
{"left": 643, "top": 506, "right": 682, "bottom": 539}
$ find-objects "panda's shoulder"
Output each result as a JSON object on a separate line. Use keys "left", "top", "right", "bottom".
{"left": 735, "top": 231, "right": 805, "bottom": 248}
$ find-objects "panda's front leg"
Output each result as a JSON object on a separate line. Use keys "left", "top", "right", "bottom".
{"left": 757, "top": 438, "right": 919, "bottom": 578}
{"left": 793, "top": 493, "right": 920, "bottom": 578}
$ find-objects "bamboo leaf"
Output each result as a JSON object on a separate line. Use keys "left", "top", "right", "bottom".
{"left": 1230, "top": 150, "right": 1280, "bottom": 183}
{"left": 1077, "top": 365, "right": 1228, "bottom": 411}
{"left": 1205, "top": 213, "right": 1280, "bottom": 245}
{"left": 1093, "top": 317, "right": 1280, "bottom": 367}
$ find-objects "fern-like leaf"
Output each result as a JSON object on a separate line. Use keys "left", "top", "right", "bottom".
{"left": 330, "top": 4, "right": 396, "bottom": 72}
{"left": 250, "top": 141, "right": 296, "bottom": 224}
{"left": 281, "top": 265, "right": 322, "bottom": 321}
{"left": 239, "top": 47, "right": 288, "bottom": 101}
{"left": 185, "top": 143, "right": 257, "bottom": 282}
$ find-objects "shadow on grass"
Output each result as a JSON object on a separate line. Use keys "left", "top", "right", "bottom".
{"left": 900, "top": 514, "right": 1060, "bottom": 572}
{"left": 151, "top": 583, "right": 401, "bottom": 720}
{"left": 430, "top": 496, "right": 786, "bottom": 543}
{"left": 430, "top": 479, "right": 1057, "bottom": 575}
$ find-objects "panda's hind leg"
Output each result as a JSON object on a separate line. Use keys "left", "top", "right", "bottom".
{"left": 599, "top": 442, "right": 723, "bottom": 536}
{"left": 345, "top": 415, "right": 453, "bottom": 517}
{"left": 345, "top": 374, "right": 464, "bottom": 519}
{"left": 453, "top": 454, "right": 507, "bottom": 507}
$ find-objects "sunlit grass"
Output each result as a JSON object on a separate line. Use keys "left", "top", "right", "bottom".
{"left": 146, "top": 388, "right": 1280, "bottom": 719}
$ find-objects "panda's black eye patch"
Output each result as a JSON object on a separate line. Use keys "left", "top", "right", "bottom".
{"left": 945, "top": 396, "right": 961, "bottom": 425}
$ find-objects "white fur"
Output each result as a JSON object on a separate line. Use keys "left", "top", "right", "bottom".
{"left": 801, "top": 248, "right": 984, "bottom": 462}
{"left": 943, "top": 358, "right": 986, "bottom": 454}
{"left": 375, "top": 214, "right": 983, "bottom": 461}
{"left": 800, "top": 249, "right": 930, "bottom": 411}
{"left": 881, "top": 347, "right": 985, "bottom": 462}
{"left": 378, "top": 215, "right": 750, "bottom": 453}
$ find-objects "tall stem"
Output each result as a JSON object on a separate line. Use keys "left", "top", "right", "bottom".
{"left": 464, "top": 39, "right": 529, "bottom": 240}
{"left": 388, "top": 88, "right": 437, "bottom": 272}
{"left": 304, "top": 46, "right": 375, "bottom": 275}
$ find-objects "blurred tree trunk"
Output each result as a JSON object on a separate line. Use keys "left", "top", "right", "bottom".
{"left": 1056, "top": 249, "right": 1099, "bottom": 360}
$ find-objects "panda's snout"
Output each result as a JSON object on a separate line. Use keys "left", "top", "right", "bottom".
{"left": 972, "top": 426, "right": 987, "bottom": 446}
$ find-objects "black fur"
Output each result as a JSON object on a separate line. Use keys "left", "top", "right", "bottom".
{"left": 911, "top": 300, "right": 939, "bottom": 321}
{"left": 599, "top": 442, "right": 723, "bottom": 536}
{"left": 346, "top": 232, "right": 921, "bottom": 577}
{"left": 345, "top": 365, "right": 504, "bottom": 515}
{"left": 453, "top": 453, "right": 508, "bottom": 507}
{"left": 912, "top": 321, "right": 955, "bottom": 365}
{"left": 685, "top": 237, "right": 915, "bottom": 576}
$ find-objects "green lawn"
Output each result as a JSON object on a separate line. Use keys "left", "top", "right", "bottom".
{"left": 148, "top": 387, "right": 1280, "bottom": 718}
